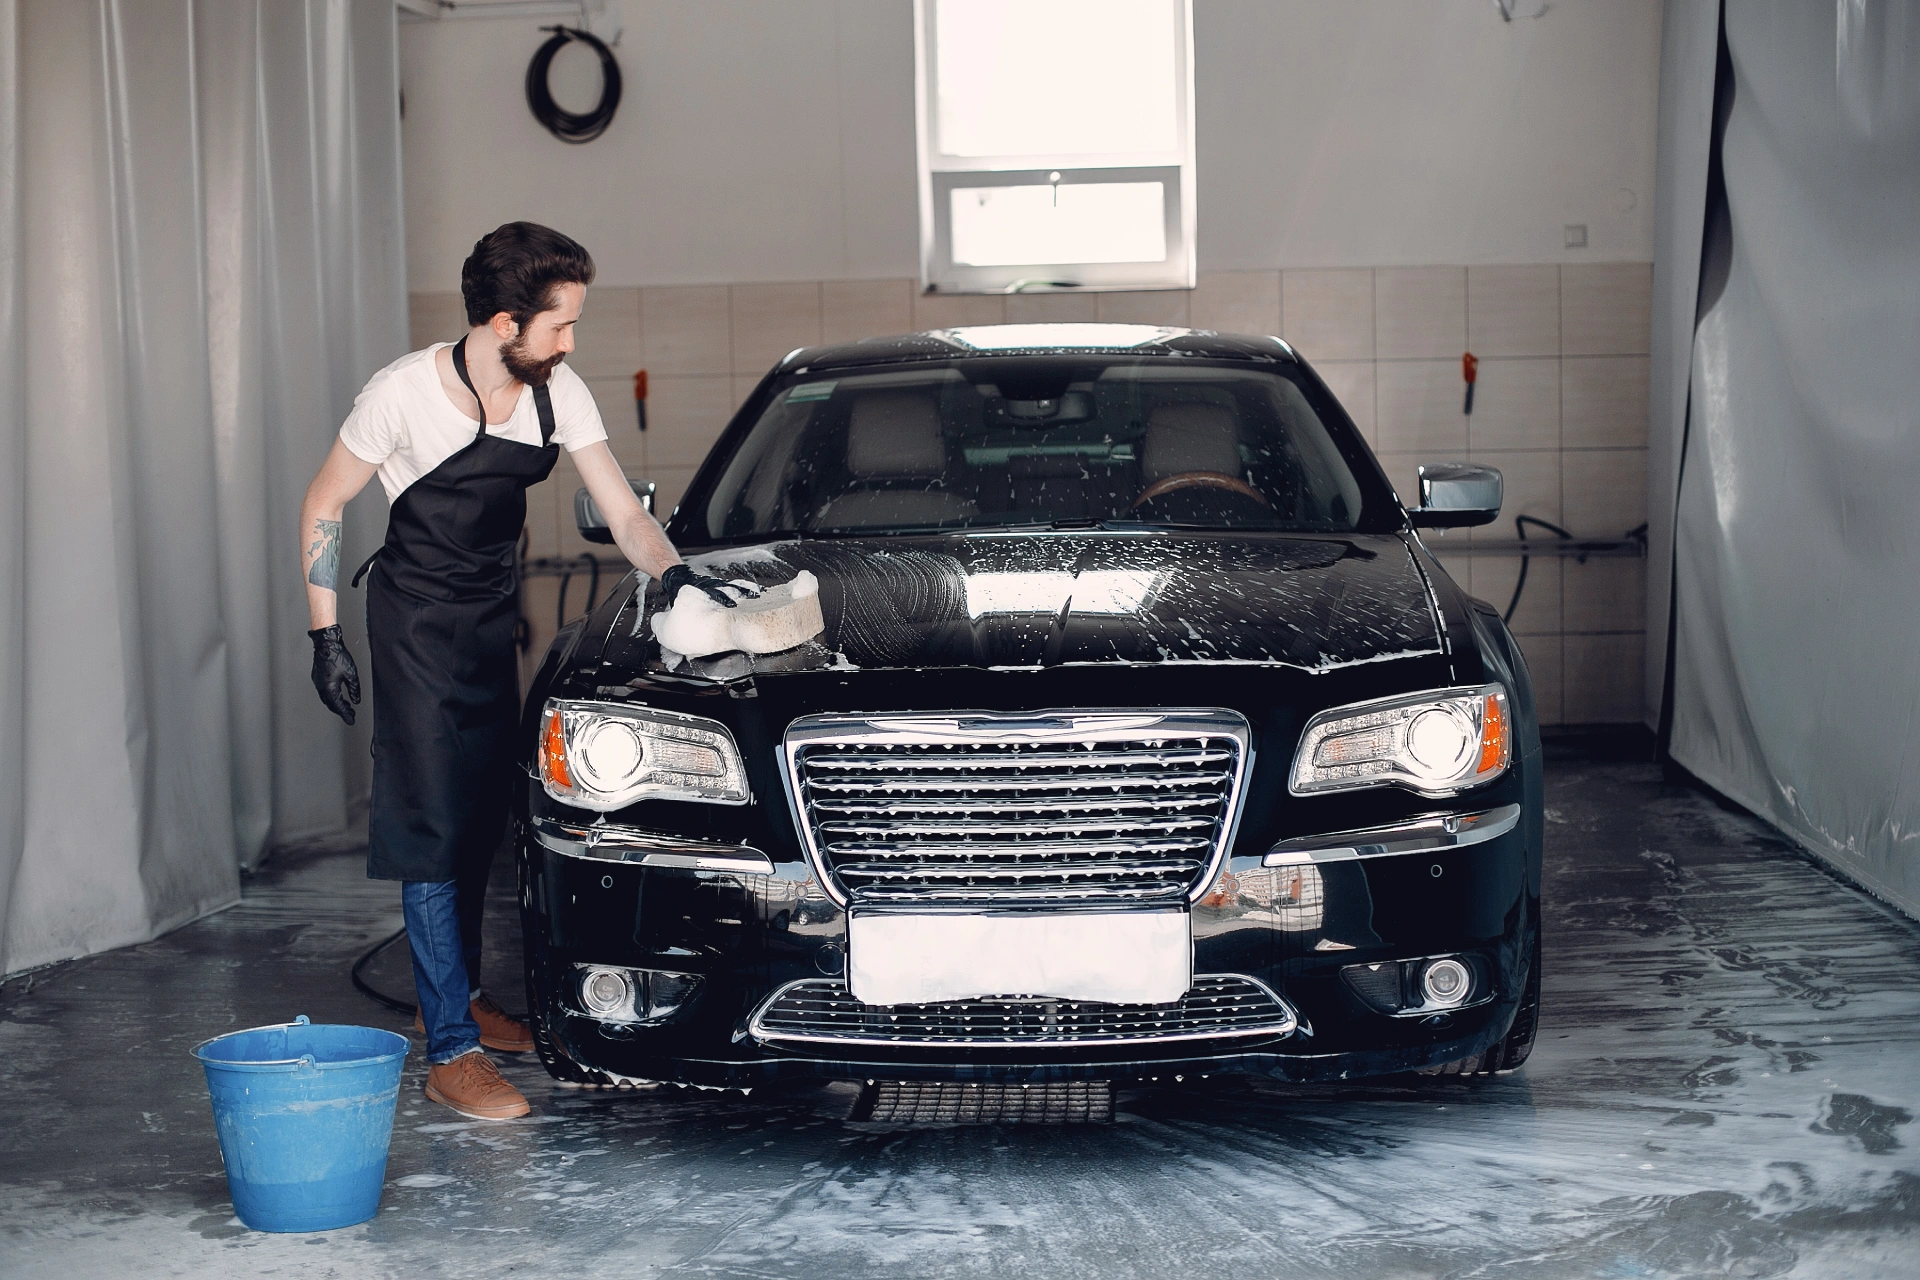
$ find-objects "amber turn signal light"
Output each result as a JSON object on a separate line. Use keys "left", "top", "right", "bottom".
{"left": 541, "top": 705, "right": 573, "bottom": 791}
{"left": 1476, "top": 692, "right": 1508, "bottom": 776}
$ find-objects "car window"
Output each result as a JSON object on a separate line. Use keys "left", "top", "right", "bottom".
{"left": 698, "top": 357, "right": 1383, "bottom": 539}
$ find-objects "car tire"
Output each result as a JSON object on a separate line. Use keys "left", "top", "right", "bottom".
{"left": 519, "top": 852, "right": 617, "bottom": 1087}
{"left": 1491, "top": 923, "right": 1542, "bottom": 1072}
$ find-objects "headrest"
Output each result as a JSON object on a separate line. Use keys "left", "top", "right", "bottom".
{"left": 847, "top": 391, "right": 947, "bottom": 478}
{"left": 1142, "top": 402, "right": 1243, "bottom": 482}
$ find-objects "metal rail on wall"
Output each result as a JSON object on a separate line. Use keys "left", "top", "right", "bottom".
{"left": 1425, "top": 518, "right": 1649, "bottom": 625}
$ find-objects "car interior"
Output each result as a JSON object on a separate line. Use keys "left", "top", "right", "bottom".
{"left": 704, "top": 361, "right": 1369, "bottom": 538}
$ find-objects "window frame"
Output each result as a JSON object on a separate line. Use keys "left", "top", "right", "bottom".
{"left": 913, "top": 0, "right": 1198, "bottom": 297}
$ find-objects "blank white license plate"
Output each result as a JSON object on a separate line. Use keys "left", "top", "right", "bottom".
{"left": 847, "top": 909, "right": 1192, "bottom": 1007}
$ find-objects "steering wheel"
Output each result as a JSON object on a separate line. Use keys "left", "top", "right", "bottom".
{"left": 1131, "top": 471, "right": 1272, "bottom": 511}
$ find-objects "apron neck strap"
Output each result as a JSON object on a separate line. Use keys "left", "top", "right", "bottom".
{"left": 451, "top": 336, "right": 490, "bottom": 439}
{"left": 452, "top": 336, "right": 556, "bottom": 447}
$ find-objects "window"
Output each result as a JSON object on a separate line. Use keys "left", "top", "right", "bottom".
{"left": 696, "top": 356, "right": 1388, "bottom": 542}
{"left": 915, "top": 0, "right": 1196, "bottom": 296}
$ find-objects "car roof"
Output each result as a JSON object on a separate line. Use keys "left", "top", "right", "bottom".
{"left": 777, "top": 321, "right": 1301, "bottom": 376}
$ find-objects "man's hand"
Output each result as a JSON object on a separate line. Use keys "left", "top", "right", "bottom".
{"left": 660, "top": 563, "right": 757, "bottom": 609}
{"left": 309, "top": 625, "right": 362, "bottom": 724}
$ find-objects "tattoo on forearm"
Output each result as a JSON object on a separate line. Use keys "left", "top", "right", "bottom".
{"left": 307, "top": 519, "right": 342, "bottom": 589}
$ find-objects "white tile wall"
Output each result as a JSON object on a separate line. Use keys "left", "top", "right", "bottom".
{"left": 1563, "top": 632, "right": 1645, "bottom": 723}
{"left": 912, "top": 291, "right": 1004, "bottom": 330}
{"left": 729, "top": 282, "right": 821, "bottom": 375}
{"left": 1561, "top": 263, "right": 1653, "bottom": 357}
{"left": 1375, "top": 267, "right": 1466, "bottom": 360}
{"left": 1377, "top": 361, "right": 1468, "bottom": 455}
{"left": 1473, "top": 554, "right": 1563, "bottom": 638}
{"left": 1282, "top": 269, "right": 1373, "bottom": 361}
{"left": 1562, "top": 446, "right": 1648, "bottom": 535}
{"left": 644, "top": 376, "right": 735, "bottom": 471}
{"left": 642, "top": 285, "right": 731, "bottom": 376}
{"left": 1468, "top": 358, "right": 1560, "bottom": 454}
{"left": 822, "top": 279, "right": 913, "bottom": 344}
{"left": 1467, "top": 265, "right": 1559, "bottom": 358}
{"left": 416, "top": 261, "right": 1653, "bottom": 722}
{"left": 1190, "top": 270, "right": 1281, "bottom": 337}
{"left": 1563, "top": 356, "right": 1650, "bottom": 449}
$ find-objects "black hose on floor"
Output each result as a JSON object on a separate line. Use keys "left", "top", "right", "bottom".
{"left": 351, "top": 926, "right": 417, "bottom": 1017}
{"left": 349, "top": 925, "right": 529, "bottom": 1022}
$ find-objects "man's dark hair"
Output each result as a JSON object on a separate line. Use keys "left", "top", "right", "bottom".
{"left": 460, "top": 221, "right": 596, "bottom": 329}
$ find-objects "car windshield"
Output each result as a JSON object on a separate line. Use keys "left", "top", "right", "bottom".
{"left": 692, "top": 356, "right": 1389, "bottom": 541}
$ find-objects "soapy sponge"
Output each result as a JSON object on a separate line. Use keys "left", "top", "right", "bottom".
{"left": 651, "top": 570, "right": 823, "bottom": 659}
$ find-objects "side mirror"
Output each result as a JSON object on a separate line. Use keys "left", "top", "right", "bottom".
{"left": 1408, "top": 462, "right": 1502, "bottom": 529}
{"left": 574, "top": 478, "right": 657, "bottom": 545}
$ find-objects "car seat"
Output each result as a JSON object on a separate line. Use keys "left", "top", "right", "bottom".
{"left": 813, "top": 390, "right": 978, "bottom": 530}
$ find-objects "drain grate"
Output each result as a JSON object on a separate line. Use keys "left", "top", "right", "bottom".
{"left": 855, "top": 1079, "right": 1113, "bottom": 1125}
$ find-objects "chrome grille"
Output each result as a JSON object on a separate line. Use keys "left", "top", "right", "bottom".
{"left": 783, "top": 710, "right": 1251, "bottom": 906}
{"left": 750, "top": 975, "right": 1296, "bottom": 1049}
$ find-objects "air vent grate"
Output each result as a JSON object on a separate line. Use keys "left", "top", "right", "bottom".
{"left": 750, "top": 974, "right": 1296, "bottom": 1049}
{"left": 855, "top": 1080, "right": 1113, "bottom": 1125}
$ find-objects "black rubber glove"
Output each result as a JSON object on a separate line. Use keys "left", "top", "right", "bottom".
{"left": 308, "top": 624, "right": 361, "bottom": 725}
{"left": 660, "top": 563, "right": 756, "bottom": 609}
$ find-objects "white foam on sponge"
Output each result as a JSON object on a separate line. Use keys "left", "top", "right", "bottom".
{"left": 650, "top": 570, "right": 823, "bottom": 659}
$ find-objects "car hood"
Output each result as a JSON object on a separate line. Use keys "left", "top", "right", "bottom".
{"left": 599, "top": 531, "right": 1442, "bottom": 678}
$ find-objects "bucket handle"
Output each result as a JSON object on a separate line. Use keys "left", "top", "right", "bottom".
{"left": 190, "top": 1013, "right": 324, "bottom": 1066}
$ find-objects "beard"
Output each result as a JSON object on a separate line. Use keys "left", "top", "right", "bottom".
{"left": 501, "top": 333, "right": 565, "bottom": 387}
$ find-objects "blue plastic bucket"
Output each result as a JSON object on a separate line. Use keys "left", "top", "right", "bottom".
{"left": 191, "top": 1015, "right": 409, "bottom": 1232}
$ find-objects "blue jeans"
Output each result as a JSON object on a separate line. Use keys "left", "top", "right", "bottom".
{"left": 402, "top": 872, "right": 487, "bottom": 1064}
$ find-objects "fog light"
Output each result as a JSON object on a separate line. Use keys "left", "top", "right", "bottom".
{"left": 1421, "top": 958, "right": 1471, "bottom": 1008}
{"left": 582, "top": 967, "right": 632, "bottom": 1016}
{"left": 574, "top": 965, "right": 703, "bottom": 1023}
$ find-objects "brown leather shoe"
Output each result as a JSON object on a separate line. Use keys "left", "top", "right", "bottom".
{"left": 471, "top": 992, "right": 534, "bottom": 1053}
{"left": 413, "top": 993, "right": 535, "bottom": 1054}
{"left": 423, "top": 1052, "right": 529, "bottom": 1120}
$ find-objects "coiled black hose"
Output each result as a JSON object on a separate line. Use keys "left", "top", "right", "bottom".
{"left": 525, "top": 26, "right": 621, "bottom": 144}
{"left": 351, "top": 927, "right": 417, "bottom": 1016}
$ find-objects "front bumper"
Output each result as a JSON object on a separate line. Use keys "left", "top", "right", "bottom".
{"left": 519, "top": 801, "right": 1537, "bottom": 1089}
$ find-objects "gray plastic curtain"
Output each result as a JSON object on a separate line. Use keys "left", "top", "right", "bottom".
{"left": 0, "top": 0, "right": 404, "bottom": 975}
{"left": 1652, "top": 1, "right": 1920, "bottom": 920}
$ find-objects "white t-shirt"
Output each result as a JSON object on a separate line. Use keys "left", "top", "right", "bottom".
{"left": 339, "top": 344, "right": 608, "bottom": 502}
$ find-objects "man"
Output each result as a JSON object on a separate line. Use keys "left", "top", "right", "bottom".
{"left": 299, "top": 223, "right": 737, "bottom": 1119}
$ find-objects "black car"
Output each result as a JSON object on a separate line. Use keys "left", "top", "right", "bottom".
{"left": 517, "top": 322, "right": 1543, "bottom": 1104}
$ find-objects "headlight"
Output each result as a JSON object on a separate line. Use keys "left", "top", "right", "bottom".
{"left": 539, "top": 699, "right": 750, "bottom": 810}
{"left": 1289, "top": 684, "right": 1510, "bottom": 797}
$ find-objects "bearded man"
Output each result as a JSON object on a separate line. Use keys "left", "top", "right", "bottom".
{"left": 297, "top": 222, "right": 736, "bottom": 1118}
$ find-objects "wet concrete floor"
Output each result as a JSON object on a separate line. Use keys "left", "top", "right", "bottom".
{"left": 2, "top": 735, "right": 1917, "bottom": 1278}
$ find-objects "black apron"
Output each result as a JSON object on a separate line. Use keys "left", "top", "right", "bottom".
{"left": 358, "top": 338, "right": 559, "bottom": 881}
